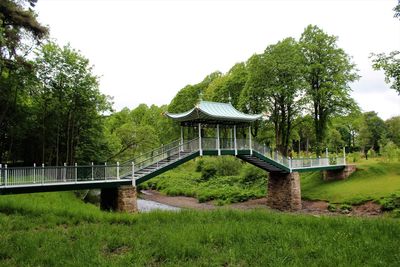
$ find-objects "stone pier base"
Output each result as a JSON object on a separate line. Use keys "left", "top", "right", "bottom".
{"left": 100, "top": 186, "right": 138, "bottom": 213}
{"left": 323, "top": 165, "right": 356, "bottom": 181}
{"left": 267, "top": 172, "right": 301, "bottom": 211}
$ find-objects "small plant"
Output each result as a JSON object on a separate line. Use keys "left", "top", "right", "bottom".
{"left": 339, "top": 204, "right": 352, "bottom": 213}
{"left": 380, "top": 194, "right": 400, "bottom": 211}
{"left": 327, "top": 203, "right": 337, "bottom": 212}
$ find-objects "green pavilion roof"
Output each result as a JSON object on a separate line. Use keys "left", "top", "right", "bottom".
{"left": 165, "top": 101, "right": 262, "bottom": 125}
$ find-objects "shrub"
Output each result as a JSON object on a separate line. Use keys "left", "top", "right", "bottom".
{"left": 240, "top": 164, "right": 267, "bottom": 184}
{"left": 200, "top": 164, "right": 217, "bottom": 181}
{"left": 215, "top": 156, "right": 242, "bottom": 176}
{"left": 340, "top": 204, "right": 352, "bottom": 212}
{"left": 380, "top": 194, "right": 400, "bottom": 211}
{"left": 195, "top": 158, "right": 204, "bottom": 172}
{"left": 327, "top": 203, "right": 337, "bottom": 212}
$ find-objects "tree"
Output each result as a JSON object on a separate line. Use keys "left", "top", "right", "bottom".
{"left": 371, "top": 51, "right": 400, "bottom": 95}
{"left": 386, "top": 116, "right": 400, "bottom": 147}
{"left": 358, "top": 111, "right": 387, "bottom": 158}
{"left": 299, "top": 25, "right": 359, "bottom": 155}
{"left": 168, "top": 71, "right": 221, "bottom": 113}
{"left": 0, "top": 0, "right": 48, "bottom": 162}
{"left": 370, "top": 2, "right": 400, "bottom": 95}
{"left": 241, "top": 38, "right": 304, "bottom": 155}
{"left": 205, "top": 63, "right": 248, "bottom": 107}
{"left": 34, "top": 42, "right": 111, "bottom": 165}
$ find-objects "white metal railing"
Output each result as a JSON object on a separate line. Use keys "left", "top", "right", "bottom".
{"left": 251, "top": 140, "right": 346, "bottom": 170}
{"left": 0, "top": 136, "right": 347, "bottom": 189}
{"left": 0, "top": 138, "right": 200, "bottom": 188}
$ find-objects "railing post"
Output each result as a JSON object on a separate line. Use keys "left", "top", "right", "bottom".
{"left": 74, "top": 163, "right": 78, "bottom": 183}
{"left": 289, "top": 157, "right": 292, "bottom": 171}
{"left": 198, "top": 123, "right": 203, "bottom": 156}
{"left": 117, "top": 162, "right": 120, "bottom": 179}
{"left": 310, "top": 157, "right": 312, "bottom": 167}
{"left": 343, "top": 147, "right": 346, "bottom": 165}
{"left": 4, "top": 164, "right": 7, "bottom": 187}
{"left": 63, "top": 162, "right": 67, "bottom": 182}
{"left": 318, "top": 156, "right": 320, "bottom": 166}
{"left": 33, "top": 163, "right": 36, "bottom": 184}
{"left": 217, "top": 124, "right": 221, "bottom": 156}
{"left": 104, "top": 162, "right": 107, "bottom": 181}
{"left": 0, "top": 164, "right": 2, "bottom": 186}
{"left": 42, "top": 163, "right": 44, "bottom": 184}
{"left": 249, "top": 126, "right": 252, "bottom": 155}
{"left": 91, "top": 162, "right": 94, "bottom": 180}
{"left": 234, "top": 125, "right": 237, "bottom": 155}
{"left": 132, "top": 162, "right": 136, "bottom": 186}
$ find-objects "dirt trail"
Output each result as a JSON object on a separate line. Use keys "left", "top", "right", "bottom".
{"left": 139, "top": 190, "right": 382, "bottom": 217}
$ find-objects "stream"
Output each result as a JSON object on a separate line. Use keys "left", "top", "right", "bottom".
{"left": 137, "top": 199, "right": 180, "bottom": 212}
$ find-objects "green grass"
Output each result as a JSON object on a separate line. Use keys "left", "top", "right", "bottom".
{"left": 0, "top": 191, "right": 400, "bottom": 266}
{"left": 301, "top": 158, "right": 400, "bottom": 204}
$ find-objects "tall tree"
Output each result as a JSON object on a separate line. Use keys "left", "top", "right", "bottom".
{"left": 34, "top": 42, "right": 111, "bottom": 165}
{"left": 385, "top": 116, "right": 400, "bottom": 147}
{"left": 0, "top": 0, "right": 48, "bottom": 162}
{"left": 300, "top": 25, "right": 359, "bottom": 155}
{"left": 241, "top": 38, "right": 304, "bottom": 155}
{"left": 358, "top": 111, "right": 387, "bottom": 157}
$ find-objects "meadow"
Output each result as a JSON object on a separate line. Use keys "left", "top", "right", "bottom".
{"left": 0, "top": 191, "right": 399, "bottom": 266}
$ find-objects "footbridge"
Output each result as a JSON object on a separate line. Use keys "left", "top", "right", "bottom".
{"left": 0, "top": 101, "right": 353, "bottom": 212}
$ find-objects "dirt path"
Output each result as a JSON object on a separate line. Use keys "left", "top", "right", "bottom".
{"left": 139, "top": 190, "right": 382, "bottom": 217}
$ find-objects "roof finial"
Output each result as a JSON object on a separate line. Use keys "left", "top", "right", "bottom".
{"left": 228, "top": 92, "right": 232, "bottom": 104}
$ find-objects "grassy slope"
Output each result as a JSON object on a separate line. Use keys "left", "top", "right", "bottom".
{"left": 140, "top": 159, "right": 266, "bottom": 204}
{"left": 0, "top": 192, "right": 399, "bottom": 266}
{"left": 301, "top": 159, "right": 400, "bottom": 204}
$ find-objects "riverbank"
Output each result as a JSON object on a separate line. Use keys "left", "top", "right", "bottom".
{"left": 139, "top": 190, "right": 383, "bottom": 217}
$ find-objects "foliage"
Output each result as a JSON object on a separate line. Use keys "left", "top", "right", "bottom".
{"left": 358, "top": 111, "right": 387, "bottom": 155}
{"left": 300, "top": 25, "right": 359, "bottom": 155}
{"left": 168, "top": 71, "right": 221, "bottom": 113}
{"left": 141, "top": 159, "right": 266, "bottom": 204}
{"left": 240, "top": 164, "right": 268, "bottom": 184}
{"left": 386, "top": 116, "right": 400, "bottom": 147}
{"left": 0, "top": 192, "right": 400, "bottom": 266}
{"left": 205, "top": 63, "right": 248, "bottom": 107}
{"left": 380, "top": 193, "right": 400, "bottom": 211}
{"left": 242, "top": 38, "right": 305, "bottom": 155}
{"left": 371, "top": 51, "right": 400, "bottom": 95}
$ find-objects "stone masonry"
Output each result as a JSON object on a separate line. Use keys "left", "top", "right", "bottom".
{"left": 323, "top": 165, "right": 356, "bottom": 181}
{"left": 266, "top": 172, "right": 301, "bottom": 211}
{"left": 100, "top": 185, "right": 138, "bottom": 213}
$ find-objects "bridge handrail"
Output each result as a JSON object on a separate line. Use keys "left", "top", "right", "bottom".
{"left": 121, "top": 139, "right": 182, "bottom": 166}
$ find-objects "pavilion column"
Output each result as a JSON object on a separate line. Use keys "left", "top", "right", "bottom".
{"left": 216, "top": 124, "right": 221, "bottom": 155}
{"left": 234, "top": 125, "right": 237, "bottom": 155}
{"left": 249, "top": 125, "right": 252, "bottom": 155}
{"left": 198, "top": 123, "right": 202, "bottom": 156}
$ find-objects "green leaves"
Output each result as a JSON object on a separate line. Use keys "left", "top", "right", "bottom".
{"left": 371, "top": 51, "right": 400, "bottom": 95}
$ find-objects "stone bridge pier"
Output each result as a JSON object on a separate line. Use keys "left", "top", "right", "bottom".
{"left": 100, "top": 186, "right": 138, "bottom": 213}
{"left": 266, "top": 172, "right": 302, "bottom": 211}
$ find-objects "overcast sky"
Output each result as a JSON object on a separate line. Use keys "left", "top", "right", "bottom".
{"left": 35, "top": 0, "right": 400, "bottom": 119}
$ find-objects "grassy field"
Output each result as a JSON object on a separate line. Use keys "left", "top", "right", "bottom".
{"left": 0, "top": 191, "right": 400, "bottom": 266}
{"left": 301, "top": 158, "right": 400, "bottom": 204}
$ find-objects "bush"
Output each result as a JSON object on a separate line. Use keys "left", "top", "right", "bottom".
{"left": 240, "top": 164, "right": 267, "bottom": 184}
{"left": 340, "top": 204, "right": 352, "bottom": 212}
{"left": 327, "top": 203, "right": 337, "bottom": 212}
{"left": 200, "top": 164, "right": 217, "bottom": 181}
{"left": 195, "top": 158, "right": 204, "bottom": 172}
{"left": 380, "top": 194, "right": 400, "bottom": 211}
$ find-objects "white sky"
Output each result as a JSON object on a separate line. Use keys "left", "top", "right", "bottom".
{"left": 35, "top": 0, "right": 400, "bottom": 119}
